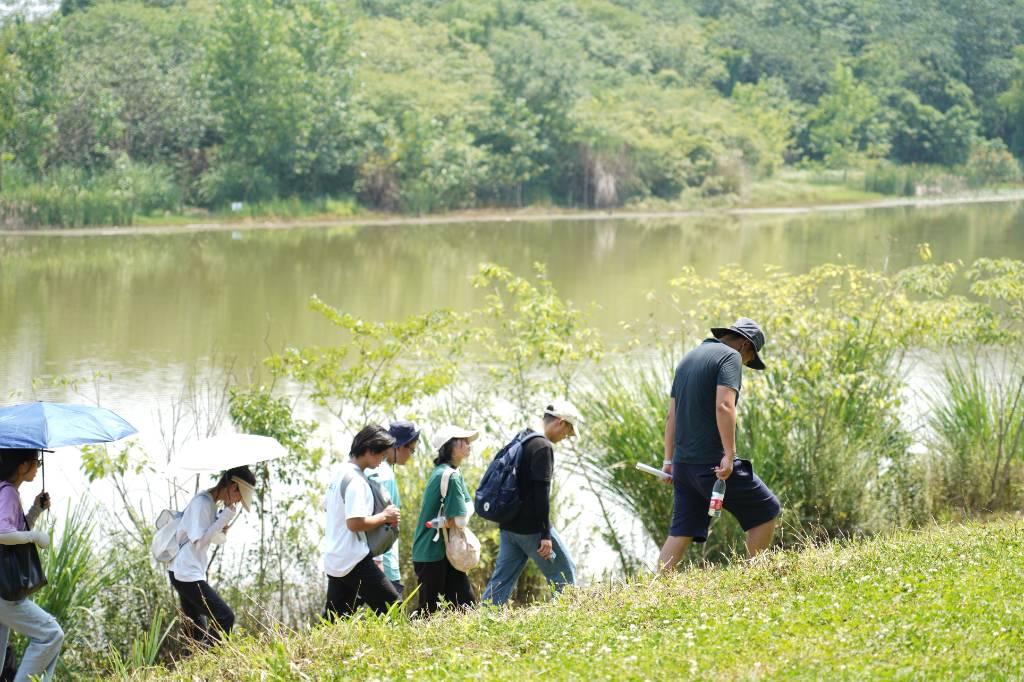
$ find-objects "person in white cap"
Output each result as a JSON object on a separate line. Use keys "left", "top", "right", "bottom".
{"left": 482, "top": 401, "right": 580, "bottom": 605}
{"left": 169, "top": 465, "right": 256, "bottom": 646}
{"left": 411, "top": 425, "right": 479, "bottom": 614}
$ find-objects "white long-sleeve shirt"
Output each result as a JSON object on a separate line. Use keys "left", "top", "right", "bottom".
{"left": 170, "top": 491, "right": 234, "bottom": 582}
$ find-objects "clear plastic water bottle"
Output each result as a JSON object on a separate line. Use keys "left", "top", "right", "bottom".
{"left": 425, "top": 515, "right": 445, "bottom": 529}
{"left": 708, "top": 478, "right": 726, "bottom": 518}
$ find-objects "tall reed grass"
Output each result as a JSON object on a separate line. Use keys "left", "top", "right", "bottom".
{"left": 0, "top": 162, "right": 181, "bottom": 228}
{"left": 928, "top": 355, "right": 1024, "bottom": 512}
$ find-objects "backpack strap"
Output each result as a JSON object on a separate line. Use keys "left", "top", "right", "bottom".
{"left": 337, "top": 466, "right": 366, "bottom": 541}
{"left": 520, "top": 429, "right": 544, "bottom": 446}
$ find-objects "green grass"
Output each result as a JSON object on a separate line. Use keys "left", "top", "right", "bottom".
{"left": 134, "top": 196, "right": 364, "bottom": 227}
{"left": 737, "top": 168, "right": 886, "bottom": 207}
{"left": 127, "top": 519, "right": 1024, "bottom": 680}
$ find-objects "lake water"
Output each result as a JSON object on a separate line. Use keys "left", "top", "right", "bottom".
{"left": 4, "top": 201, "right": 1023, "bottom": 403}
{"left": 2, "top": 200, "right": 1023, "bottom": 576}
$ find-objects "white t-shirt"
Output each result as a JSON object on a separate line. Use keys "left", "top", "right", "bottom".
{"left": 322, "top": 462, "right": 374, "bottom": 578}
{"left": 171, "top": 491, "right": 218, "bottom": 582}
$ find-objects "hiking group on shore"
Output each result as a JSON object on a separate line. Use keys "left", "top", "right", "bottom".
{"left": 0, "top": 317, "right": 780, "bottom": 676}
{"left": 322, "top": 399, "right": 581, "bottom": 619}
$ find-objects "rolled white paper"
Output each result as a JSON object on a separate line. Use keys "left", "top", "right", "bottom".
{"left": 635, "top": 462, "right": 672, "bottom": 480}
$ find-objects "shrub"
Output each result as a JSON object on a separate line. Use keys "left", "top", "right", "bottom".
{"left": 962, "top": 139, "right": 1023, "bottom": 188}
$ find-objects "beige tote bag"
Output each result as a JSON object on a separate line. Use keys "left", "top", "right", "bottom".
{"left": 440, "top": 467, "right": 481, "bottom": 572}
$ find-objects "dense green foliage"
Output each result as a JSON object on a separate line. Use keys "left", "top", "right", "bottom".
{"left": 578, "top": 256, "right": 1024, "bottom": 564}
{"left": 132, "top": 519, "right": 1024, "bottom": 680}
{"left": 2, "top": 0, "right": 1024, "bottom": 226}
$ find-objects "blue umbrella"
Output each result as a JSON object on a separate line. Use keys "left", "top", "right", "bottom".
{"left": 0, "top": 401, "right": 138, "bottom": 489}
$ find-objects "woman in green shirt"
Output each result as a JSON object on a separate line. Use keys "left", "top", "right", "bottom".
{"left": 412, "top": 425, "right": 478, "bottom": 614}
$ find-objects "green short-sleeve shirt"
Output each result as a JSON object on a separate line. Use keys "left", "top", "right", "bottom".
{"left": 411, "top": 464, "right": 469, "bottom": 563}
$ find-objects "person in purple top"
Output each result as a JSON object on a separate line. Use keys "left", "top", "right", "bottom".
{"left": 0, "top": 449, "right": 62, "bottom": 682}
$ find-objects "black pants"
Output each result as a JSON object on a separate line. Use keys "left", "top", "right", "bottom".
{"left": 324, "top": 553, "right": 399, "bottom": 619}
{"left": 168, "top": 572, "right": 235, "bottom": 646}
{"left": 413, "top": 557, "right": 475, "bottom": 615}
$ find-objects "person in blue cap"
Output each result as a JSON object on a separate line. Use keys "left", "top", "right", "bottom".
{"left": 657, "top": 318, "right": 781, "bottom": 572}
{"left": 367, "top": 420, "right": 420, "bottom": 596}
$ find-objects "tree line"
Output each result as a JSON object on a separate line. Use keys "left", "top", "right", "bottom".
{"left": 1, "top": 0, "right": 1024, "bottom": 221}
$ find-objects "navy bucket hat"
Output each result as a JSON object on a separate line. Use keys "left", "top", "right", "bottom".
{"left": 711, "top": 318, "right": 766, "bottom": 370}
{"left": 388, "top": 420, "right": 420, "bottom": 448}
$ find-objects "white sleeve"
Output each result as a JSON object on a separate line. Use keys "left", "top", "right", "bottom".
{"left": 454, "top": 500, "right": 475, "bottom": 527}
{"left": 0, "top": 530, "right": 35, "bottom": 545}
{"left": 344, "top": 478, "right": 374, "bottom": 519}
{"left": 181, "top": 495, "right": 213, "bottom": 543}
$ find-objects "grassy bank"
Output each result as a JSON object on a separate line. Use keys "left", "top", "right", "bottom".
{"left": 133, "top": 172, "right": 892, "bottom": 227}
{"left": 131, "top": 519, "right": 1024, "bottom": 680}
{"left": 5, "top": 168, "right": 1024, "bottom": 231}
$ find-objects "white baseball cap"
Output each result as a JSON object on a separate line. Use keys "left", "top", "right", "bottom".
{"left": 544, "top": 399, "right": 583, "bottom": 437}
{"left": 430, "top": 425, "right": 480, "bottom": 452}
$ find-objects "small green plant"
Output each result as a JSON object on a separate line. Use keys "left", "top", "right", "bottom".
{"left": 106, "top": 608, "right": 174, "bottom": 679}
{"left": 267, "top": 297, "right": 468, "bottom": 429}
{"left": 470, "top": 262, "right": 603, "bottom": 426}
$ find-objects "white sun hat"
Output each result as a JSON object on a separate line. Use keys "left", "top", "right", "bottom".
{"left": 430, "top": 425, "right": 480, "bottom": 452}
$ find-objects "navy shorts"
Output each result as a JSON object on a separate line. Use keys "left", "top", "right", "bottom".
{"left": 669, "top": 458, "right": 781, "bottom": 542}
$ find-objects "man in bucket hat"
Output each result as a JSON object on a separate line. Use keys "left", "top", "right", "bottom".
{"left": 657, "top": 318, "right": 781, "bottom": 572}
{"left": 367, "top": 420, "right": 421, "bottom": 596}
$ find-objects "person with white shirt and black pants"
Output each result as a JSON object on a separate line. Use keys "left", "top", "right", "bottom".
{"left": 168, "top": 465, "right": 256, "bottom": 647}
{"left": 322, "top": 425, "right": 401, "bottom": 618}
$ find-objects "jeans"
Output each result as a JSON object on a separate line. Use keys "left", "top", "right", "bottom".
{"left": 0, "top": 597, "right": 63, "bottom": 682}
{"left": 324, "top": 553, "right": 399, "bottom": 619}
{"left": 482, "top": 528, "right": 576, "bottom": 605}
{"left": 169, "top": 572, "right": 235, "bottom": 646}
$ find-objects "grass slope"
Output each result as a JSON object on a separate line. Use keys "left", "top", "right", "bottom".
{"left": 137, "top": 520, "right": 1024, "bottom": 681}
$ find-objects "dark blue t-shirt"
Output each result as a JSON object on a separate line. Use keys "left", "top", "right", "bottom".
{"left": 670, "top": 338, "right": 743, "bottom": 465}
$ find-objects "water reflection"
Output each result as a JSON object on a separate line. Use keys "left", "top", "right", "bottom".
{"left": 1, "top": 201, "right": 1022, "bottom": 401}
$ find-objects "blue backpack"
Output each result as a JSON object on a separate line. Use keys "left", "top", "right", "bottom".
{"left": 474, "top": 429, "right": 544, "bottom": 523}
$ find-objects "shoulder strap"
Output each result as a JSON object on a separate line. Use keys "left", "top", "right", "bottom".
{"left": 440, "top": 466, "right": 456, "bottom": 500}
{"left": 337, "top": 466, "right": 368, "bottom": 540}
{"left": 522, "top": 429, "right": 544, "bottom": 444}
{"left": 338, "top": 466, "right": 359, "bottom": 503}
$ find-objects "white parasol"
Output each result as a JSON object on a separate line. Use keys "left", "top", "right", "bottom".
{"left": 173, "top": 433, "right": 289, "bottom": 474}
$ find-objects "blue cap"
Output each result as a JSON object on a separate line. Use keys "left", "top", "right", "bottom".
{"left": 388, "top": 420, "right": 420, "bottom": 448}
